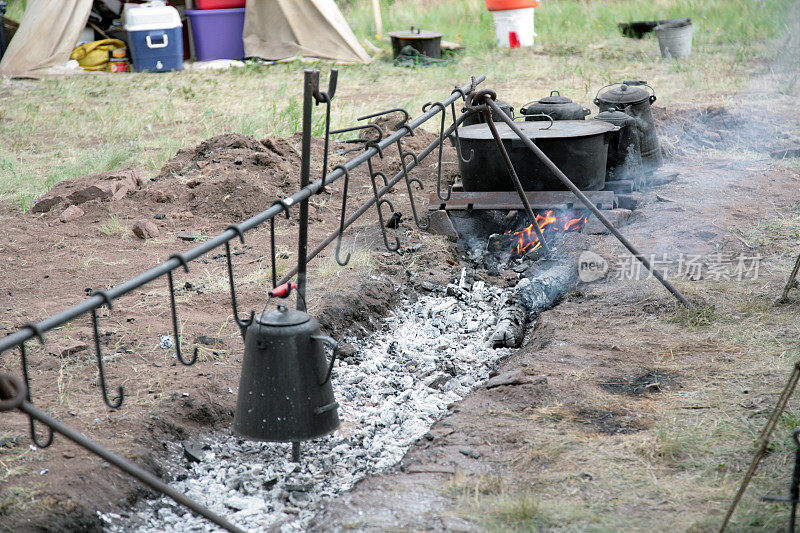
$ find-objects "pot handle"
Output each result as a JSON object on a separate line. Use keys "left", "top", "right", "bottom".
{"left": 410, "top": 26, "right": 421, "bottom": 34}
{"left": 311, "top": 335, "right": 339, "bottom": 385}
{"left": 519, "top": 100, "right": 537, "bottom": 115}
{"left": 536, "top": 114, "right": 554, "bottom": 130}
{"left": 623, "top": 80, "right": 657, "bottom": 103}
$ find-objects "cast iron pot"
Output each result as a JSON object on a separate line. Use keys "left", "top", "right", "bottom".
{"left": 520, "top": 90, "right": 590, "bottom": 121}
{"left": 457, "top": 120, "right": 619, "bottom": 192}
{"left": 389, "top": 27, "right": 443, "bottom": 59}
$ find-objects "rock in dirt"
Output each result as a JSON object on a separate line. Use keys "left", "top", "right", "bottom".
{"left": 31, "top": 169, "right": 142, "bottom": 213}
{"left": 459, "top": 448, "right": 481, "bottom": 459}
{"left": 182, "top": 440, "right": 204, "bottom": 463}
{"left": 132, "top": 220, "right": 159, "bottom": 239}
{"left": 59, "top": 205, "right": 85, "bottom": 223}
{"left": 194, "top": 335, "right": 224, "bottom": 347}
{"left": 485, "top": 369, "right": 545, "bottom": 389}
{"left": 49, "top": 340, "right": 88, "bottom": 357}
{"left": 338, "top": 342, "right": 359, "bottom": 362}
{"left": 176, "top": 230, "right": 197, "bottom": 241}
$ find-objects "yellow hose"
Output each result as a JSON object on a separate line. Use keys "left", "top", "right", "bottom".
{"left": 71, "top": 39, "right": 126, "bottom": 71}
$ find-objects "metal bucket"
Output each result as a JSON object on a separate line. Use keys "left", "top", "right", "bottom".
{"left": 656, "top": 21, "right": 693, "bottom": 59}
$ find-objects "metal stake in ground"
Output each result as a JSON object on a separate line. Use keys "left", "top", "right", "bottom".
{"left": 297, "top": 69, "right": 315, "bottom": 314}
{"left": 483, "top": 95, "right": 692, "bottom": 309}
{"left": 480, "top": 107, "right": 551, "bottom": 255}
{"left": 0, "top": 373, "right": 247, "bottom": 533}
{"left": 778, "top": 252, "right": 800, "bottom": 303}
{"left": 762, "top": 428, "right": 800, "bottom": 532}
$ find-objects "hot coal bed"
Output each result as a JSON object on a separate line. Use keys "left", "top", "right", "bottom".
{"left": 104, "top": 80, "right": 669, "bottom": 532}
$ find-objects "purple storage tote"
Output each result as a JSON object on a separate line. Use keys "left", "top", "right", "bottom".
{"left": 186, "top": 8, "right": 245, "bottom": 61}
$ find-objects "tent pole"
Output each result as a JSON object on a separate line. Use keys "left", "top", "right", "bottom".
{"left": 371, "top": 0, "right": 383, "bottom": 37}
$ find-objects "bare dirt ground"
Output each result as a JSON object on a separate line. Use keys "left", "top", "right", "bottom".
{"left": 2, "top": 56, "right": 800, "bottom": 533}
{"left": 310, "top": 99, "right": 800, "bottom": 531}
{"left": 0, "top": 123, "right": 463, "bottom": 531}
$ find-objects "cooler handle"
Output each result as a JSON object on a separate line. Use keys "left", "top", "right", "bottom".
{"left": 146, "top": 33, "right": 169, "bottom": 49}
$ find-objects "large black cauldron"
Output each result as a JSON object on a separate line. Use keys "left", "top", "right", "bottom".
{"left": 457, "top": 120, "right": 618, "bottom": 192}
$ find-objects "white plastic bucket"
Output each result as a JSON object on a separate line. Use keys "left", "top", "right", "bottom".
{"left": 491, "top": 7, "right": 536, "bottom": 48}
{"left": 655, "top": 21, "right": 694, "bottom": 59}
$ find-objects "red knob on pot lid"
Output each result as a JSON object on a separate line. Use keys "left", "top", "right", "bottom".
{"left": 598, "top": 83, "right": 650, "bottom": 105}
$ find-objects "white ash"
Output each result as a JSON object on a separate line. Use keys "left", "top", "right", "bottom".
{"left": 104, "top": 276, "right": 516, "bottom": 533}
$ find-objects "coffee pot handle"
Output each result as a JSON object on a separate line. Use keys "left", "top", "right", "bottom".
{"left": 311, "top": 335, "right": 339, "bottom": 385}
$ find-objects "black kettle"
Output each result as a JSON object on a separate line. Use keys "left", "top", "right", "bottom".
{"left": 594, "top": 81, "right": 662, "bottom": 173}
{"left": 521, "top": 90, "right": 591, "bottom": 121}
{"left": 233, "top": 285, "right": 339, "bottom": 443}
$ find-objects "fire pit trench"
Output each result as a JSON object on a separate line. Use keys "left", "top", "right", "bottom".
{"left": 105, "top": 277, "right": 519, "bottom": 532}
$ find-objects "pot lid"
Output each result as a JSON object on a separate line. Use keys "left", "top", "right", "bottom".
{"left": 256, "top": 305, "right": 311, "bottom": 327}
{"left": 537, "top": 90, "right": 573, "bottom": 105}
{"left": 597, "top": 83, "right": 649, "bottom": 105}
{"left": 594, "top": 108, "right": 633, "bottom": 126}
{"left": 457, "top": 120, "right": 617, "bottom": 141}
{"left": 388, "top": 27, "right": 444, "bottom": 39}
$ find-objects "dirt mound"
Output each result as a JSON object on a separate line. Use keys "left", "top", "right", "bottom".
{"left": 31, "top": 168, "right": 144, "bottom": 214}
{"left": 145, "top": 133, "right": 304, "bottom": 221}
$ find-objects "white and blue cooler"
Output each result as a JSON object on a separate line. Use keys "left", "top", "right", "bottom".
{"left": 123, "top": 1, "right": 183, "bottom": 73}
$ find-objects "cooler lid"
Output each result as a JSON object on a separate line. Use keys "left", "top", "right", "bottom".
{"left": 123, "top": 1, "right": 182, "bottom": 32}
{"left": 458, "top": 120, "right": 617, "bottom": 141}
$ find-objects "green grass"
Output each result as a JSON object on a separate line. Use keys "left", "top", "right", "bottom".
{"left": 0, "top": 0, "right": 793, "bottom": 211}
{"left": 344, "top": 0, "right": 790, "bottom": 53}
{"left": 3, "top": 0, "right": 25, "bottom": 21}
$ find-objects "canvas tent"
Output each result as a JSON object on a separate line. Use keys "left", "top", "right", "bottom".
{"left": 0, "top": 0, "right": 368, "bottom": 78}
{"left": 243, "top": 0, "right": 370, "bottom": 64}
{"left": 0, "top": 0, "right": 92, "bottom": 78}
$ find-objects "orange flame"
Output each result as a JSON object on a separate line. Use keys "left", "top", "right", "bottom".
{"left": 507, "top": 210, "right": 587, "bottom": 255}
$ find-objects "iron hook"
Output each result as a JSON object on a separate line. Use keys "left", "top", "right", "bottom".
{"left": 357, "top": 108, "right": 411, "bottom": 135}
{"left": 225, "top": 240, "right": 254, "bottom": 340}
{"left": 396, "top": 142, "right": 429, "bottom": 230}
{"left": 311, "top": 69, "right": 338, "bottom": 104}
{"left": 89, "top": 291, "right": 123, "bottom": 409}
{"left": 367, "top": 158, "right": 401, "bottom": 253}
{"left": 167, "top": 255, "right": 198, "bottom": 366}
{"left": 450, "top": 101, "right": 473, "bottom": 164}
{"left": 332, "top": 165, "right": 352, "bottom": 266}
{"left": 18, "top": 335, "right": 54, "bottom": 448}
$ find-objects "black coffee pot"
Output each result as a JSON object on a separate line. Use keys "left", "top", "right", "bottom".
{"left": 594, "top": 80, "right": 662, "bottom": 173}
{"left": 233, "top": 284, "right": 339, "bottom": 445}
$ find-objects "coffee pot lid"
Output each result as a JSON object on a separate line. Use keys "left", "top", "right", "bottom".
{"left": 598, "top": 83, "right": 650, "bottom": 105}
{"left": 256, "top": 304, "right": 311, "bottom": 327}
{"left": 594, "top": 107, "right": 634, "bottom": 125}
